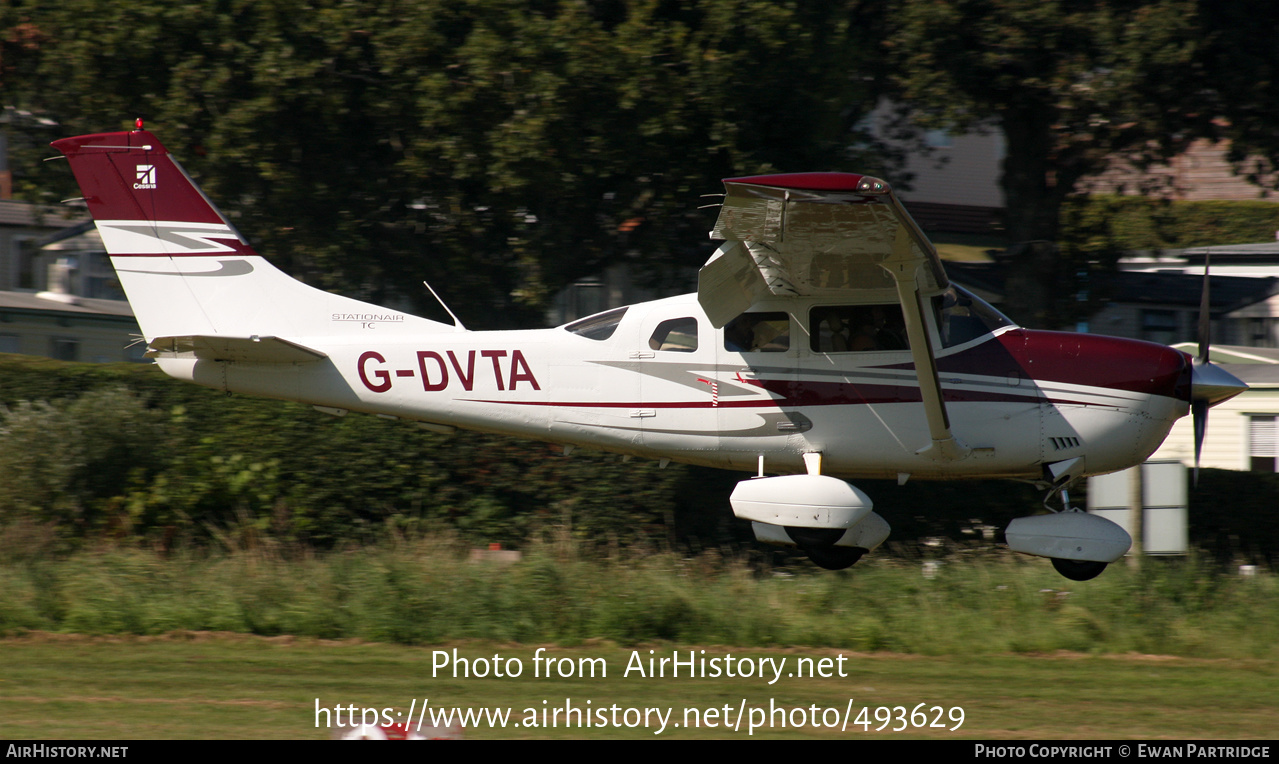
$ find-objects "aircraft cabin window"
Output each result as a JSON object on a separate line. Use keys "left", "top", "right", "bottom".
{"left": 810, "top": 305, "right": 908, "bottom": 353}
{"left": 934, "top": 286, "right": 1014, "bottom": 348}
{"left": 723, "top": 312, "right": 789, "bottom": 353}
{"left": 649, "top": 317, "right": 698, "bottom": 352}
{"left": 564, "top": 306, "right": 628, "bottom": 341}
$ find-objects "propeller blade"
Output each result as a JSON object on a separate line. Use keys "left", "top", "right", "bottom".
{"left": 1192, "top": 398, "right": 1208, "bottom": 487}
{"left": 1189, "top": 361, "right": 1247, "bottom": 488}
{"left": 1186, "top": 248, "right": 1247, "bottom": 487}
{"left": 1198, "top": 251, "right": 1211, "bottom": 363}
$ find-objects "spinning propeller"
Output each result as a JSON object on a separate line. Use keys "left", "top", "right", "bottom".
{"left": 1189, "top": 253, "right": 1249, "bottom": 484}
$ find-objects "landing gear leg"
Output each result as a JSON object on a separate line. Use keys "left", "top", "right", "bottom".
{"left": 1035, "top": 478, "right": 1111, "bottom": 581}
{"left": 1042, "top": 479, "right": 1080, "bottom": 514}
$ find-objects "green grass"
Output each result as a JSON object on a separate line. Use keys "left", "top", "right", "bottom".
{"left": 1, "top": 536, "right": 1277, "bottom": 660}
{"left": 0, "top": 637, "right": 1274, "bottom": 739}
{"left": 2, "top": 538, "right": 1276, "bottom": 738}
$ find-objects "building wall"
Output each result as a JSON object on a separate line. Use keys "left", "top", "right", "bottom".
{"left": 894, "top": 129, "right": 1007, "bottom": 210}
{"left": 0, "top": 310, "right": 142, "bottom": 363}
{"left": 1147, "top": 386, "right": 1279, "bottom": 471}
{"left": 1084, "top": 138, "right": 1278, "bottom": 202}
{"left": 0, "top": 201, "right": 87, "bottom": 292}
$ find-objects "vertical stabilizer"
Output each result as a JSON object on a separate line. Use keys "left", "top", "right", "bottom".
{"left": 51, "top": 128, "right": 445, "bottom": 342}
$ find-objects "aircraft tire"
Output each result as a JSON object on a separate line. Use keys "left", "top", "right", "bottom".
{"left": 804, "top": 545, "right": 866, "bottom": 571}
{"left": 1051, "top": 558, "right": 1108, "bottom": 581}
{"left": 785, "top": 526, "right": 846, "bottom": 548}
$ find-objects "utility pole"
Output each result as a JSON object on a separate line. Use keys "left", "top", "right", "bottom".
{"left": 1127, "top": 463, "right": 1143, "bottom": 570}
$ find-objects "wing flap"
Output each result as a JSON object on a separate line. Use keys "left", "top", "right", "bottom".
{"left": 696, "top": 242, "right": 769, "bottom": 329}
{"left": 146, "top": 335, "right": 328, "bottom": 363}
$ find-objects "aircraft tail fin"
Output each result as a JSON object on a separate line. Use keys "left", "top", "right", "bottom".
{"left": 51, "top": 127, "right": 445, "bottom": 342}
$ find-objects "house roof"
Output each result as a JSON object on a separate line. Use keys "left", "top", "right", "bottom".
{"left": 0, "top": 200, "right": 86, "bottom": 229}
{"left": 945, "top": 261, "right": 1279, "bottom": 315}
{"left": 1180, "top": 241, "right": 1279, "bottom": 266}
{"left": 38, "top": 220, "right": 102, "bottom": 250}
{"left": 0, "top": 289, "right": 134, "bottom": 319}
{"left": 1219, "top": 363, "right": 1279, "bottom": 387}
{"left": 1107, "top": 270, "right": 1278, "bottom": 313}
{"left": 1170, "top": 342, "right": 1279, "bottom": 364}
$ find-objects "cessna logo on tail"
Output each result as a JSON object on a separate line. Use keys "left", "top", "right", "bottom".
{"left": 134, "top": 164, "right": 157, "bottom": 189}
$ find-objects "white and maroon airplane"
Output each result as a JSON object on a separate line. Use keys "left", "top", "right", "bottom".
{"left": 51, "top": 123, "right": 1247, "bottom": 580}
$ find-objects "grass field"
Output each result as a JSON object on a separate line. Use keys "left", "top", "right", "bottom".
{"left": 3, "top": 540, "right": 1276, "bottom": 739}
{"left": 1, "top": 635, "right": 1275, "bottom": 739}
{"left": 4, "top": 541, "right": 1278, "bottom": 659}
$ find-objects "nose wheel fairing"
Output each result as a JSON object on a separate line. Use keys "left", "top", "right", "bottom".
{"left": 735, "top": 474, "right": 891, "bottom": 569}
{"left": 1005, "top": 510, "right": 1132, "bottom": 564}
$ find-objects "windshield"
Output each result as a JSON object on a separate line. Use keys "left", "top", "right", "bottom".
{"left": 563, "top": 307, "right": 628, "bottom": 340}
{"left": 934, "top": 286, "right": 1015, "bottom": 348}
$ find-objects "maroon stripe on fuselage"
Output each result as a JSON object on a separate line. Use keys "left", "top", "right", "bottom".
{"left": 464, "top": 330, "right": 1186, "bottom": 412}
{"left": 464, "top": 387, "right": 1094, "bottom": 411}
{"left": 887, "top": 329, "right": 1192, "bottom": 402}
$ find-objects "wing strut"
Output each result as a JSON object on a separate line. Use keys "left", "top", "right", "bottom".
{"left": 884, "top": 225, "right": 969, "bottom": 461}
{"left": 701, "top": 171, "right": 971, "bottom": 461}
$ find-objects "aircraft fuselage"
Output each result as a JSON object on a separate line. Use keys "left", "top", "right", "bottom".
{"left": 156, "top": 291, "right": 1191, "bottom": 483}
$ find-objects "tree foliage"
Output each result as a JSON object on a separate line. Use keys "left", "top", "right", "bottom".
{"left": 3, "top": 0, "right": 887, "bottom": 327}
{"left": 0, "top": 353, "right": 746, "bottom": 550}
{"left": 886, "top": 0, "right": 1213, "bottom": 327}
{"left": 7, "top": 1, "right": 1279, "bottom": 334}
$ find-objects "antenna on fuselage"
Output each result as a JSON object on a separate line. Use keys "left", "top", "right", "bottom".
{"left": 423, "top": 279, "right": 467, "bottom": 331}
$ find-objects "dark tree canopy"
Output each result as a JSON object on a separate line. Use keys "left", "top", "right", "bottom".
{"left": 886, "top": 0, "right": 1214, "bottom": 326}
{"left": 6, "top": 1, "right": 1279, "bottom": 331}
{"left": 2, "top": 0, "right": 889, "bottom": 328}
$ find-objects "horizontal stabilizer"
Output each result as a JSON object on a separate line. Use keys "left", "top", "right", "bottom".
{"left": 146, "top": 335, "right": 328, "bottom": 363}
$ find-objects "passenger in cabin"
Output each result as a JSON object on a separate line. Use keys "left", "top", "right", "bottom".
{"left": 812, "top": 305, "right": 908, "bottom": 352}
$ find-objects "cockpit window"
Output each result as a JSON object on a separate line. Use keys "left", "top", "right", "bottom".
{"left": 934, "top": 286, "right": 1015, "bottom": 348}
{"left": 810, "top": 305, "right": 909, "bottom": 353}
{"left": 565, "top": 307, "right": 628, "bottom": 341}
{"left": 724, "top": 312, "right": 789, "bottom": 353}
{"left": 649, "top": 317, "right": 698, "bottom": 352}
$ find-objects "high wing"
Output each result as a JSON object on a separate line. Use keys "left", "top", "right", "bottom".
{"left": 699, "top": 172, "right": 969, "bottom": 461}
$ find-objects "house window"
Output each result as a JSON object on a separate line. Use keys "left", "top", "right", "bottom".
{"left": 0, "top": 334, "right": 18, "bottom": 354}
{"left": 1245, "top": 317, "right": 1278, "bottom": 348}
{"left": 924, "top": 129, "right": 954, "bottom": 149}
{"left": 1141, "top": 310, "right": 1180, "bottom": 345}
{"left": 567, "top": 279, "right": 605, "bottom": 321}
{"left": 15, "top": 237, "right": 38, "bottom": 290}
{"left": 1249, "top": 415, "right": 1278, "bottom": 472}
{"left": 50, "top": 337, "right": 79, "bottom": 362}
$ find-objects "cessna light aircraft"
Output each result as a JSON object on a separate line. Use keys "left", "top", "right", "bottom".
{"left": 52, "top": 123, "right": 1248, "bottom": 580}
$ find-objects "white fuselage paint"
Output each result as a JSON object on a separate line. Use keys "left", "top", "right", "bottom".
{"left": 156, "top": 292, "right": 1186, "bottom": 482}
